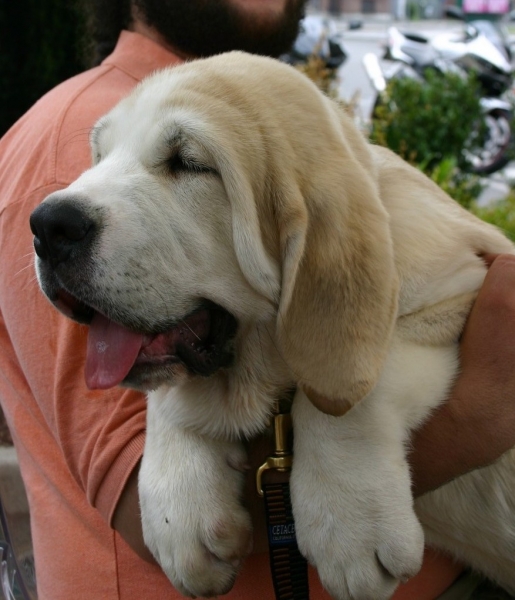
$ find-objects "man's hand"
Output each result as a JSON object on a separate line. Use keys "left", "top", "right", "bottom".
{"left": 411, "top": 253, "right": 515, "bottom": 496}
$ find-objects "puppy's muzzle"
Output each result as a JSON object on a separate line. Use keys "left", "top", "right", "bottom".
{"left": 30, "top": 200, "right": 96, "bottom": 268}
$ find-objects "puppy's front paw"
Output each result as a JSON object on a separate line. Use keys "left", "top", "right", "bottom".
{"left": 293, "top": 478, "right": 424, "bottom": 600}
{"left": 139, "top": 437, "right": 252, "bottom": 597}
{"left": 291, "top": 393, "right": 424, "bottom": 600}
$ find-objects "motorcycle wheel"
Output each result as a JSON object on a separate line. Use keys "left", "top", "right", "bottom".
{"left": 466, "top": 109, "right": 512, "bottom": 176}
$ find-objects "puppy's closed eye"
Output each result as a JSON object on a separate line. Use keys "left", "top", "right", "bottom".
{"left": 166, "top": 152, "right": 216, "bottom": 176}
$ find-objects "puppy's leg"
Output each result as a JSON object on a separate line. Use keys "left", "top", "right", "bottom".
{"left": 139, "top": 393, "right": 252, "bottom": 597}
{"left": 291, "top": 390, "right": 424, "bottom": 600}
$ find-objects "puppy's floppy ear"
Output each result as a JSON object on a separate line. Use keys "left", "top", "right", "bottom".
{"left": 218, "top": 154, "right": 281, "bottom": 305}
{"left": 275, "top": 128, "right": 398, "bottom": 416}
{"left": 215, "top": 84, "right": 397, "bottom": 415}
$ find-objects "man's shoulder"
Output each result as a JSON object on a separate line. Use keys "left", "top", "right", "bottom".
{"left": 48, "top": 64, "right": 141, "bottom": 182}
{"left": 0, "top": 64, "right": 140, "bottom": 212}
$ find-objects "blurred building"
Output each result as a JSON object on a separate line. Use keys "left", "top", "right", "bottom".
{"left": 308, "top": 0, "right": 392, "bottom": 13}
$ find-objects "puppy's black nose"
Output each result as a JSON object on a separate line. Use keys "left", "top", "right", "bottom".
{"left": 30, "top": 202, "right": 95, "bottom": 267}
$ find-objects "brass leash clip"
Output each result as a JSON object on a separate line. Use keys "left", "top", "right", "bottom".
{"left": 256, "top": 411, "right": 293, "bottom": 496}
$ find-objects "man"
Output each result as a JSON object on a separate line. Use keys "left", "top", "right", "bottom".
{"left": 1, "top": 1, "right": 514, "bottom": 598}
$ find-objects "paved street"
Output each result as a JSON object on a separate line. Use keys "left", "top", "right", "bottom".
{"left": 326, "top": 17, "right": 515, "bottom": 202}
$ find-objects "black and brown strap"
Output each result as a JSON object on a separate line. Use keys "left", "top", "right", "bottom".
{"left": 256, "top": 408, "right": 310, "bottom": 599}
{"left": 262, "top": 480, "right": 309, "bottom": 600}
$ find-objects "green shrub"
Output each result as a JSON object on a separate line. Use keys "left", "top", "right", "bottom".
{"left": 422, "top": 156, "right": 483, "bottom": 209}
{"left": 469, "top": 195, "right": 515, "bottom": 242}
{"left": 420, "top": 155, "right": 515, "bottom": 241}
{"left": 370, "top": 69, "right": 484, "bottom": 171}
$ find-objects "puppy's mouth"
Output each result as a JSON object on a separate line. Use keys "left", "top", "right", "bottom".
{"left": 55, "top": 290, "right": 237, "bottom": 390}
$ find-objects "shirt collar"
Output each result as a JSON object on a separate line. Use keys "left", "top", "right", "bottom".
{"left": 102, "top": 30, "right": 183, "bottom": 81}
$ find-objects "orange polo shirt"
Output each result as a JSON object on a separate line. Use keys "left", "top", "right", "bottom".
{"left": 0, "top": 30, "right": 462, "bottom": 599}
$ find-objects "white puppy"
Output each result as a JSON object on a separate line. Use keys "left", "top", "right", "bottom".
{"left": 31, "top": 52, "right": 515, "bottom": 599}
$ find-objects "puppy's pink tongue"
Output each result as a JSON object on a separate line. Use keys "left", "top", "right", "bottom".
{"left": 85, "top": 313, "right": 144, "bottom": 390}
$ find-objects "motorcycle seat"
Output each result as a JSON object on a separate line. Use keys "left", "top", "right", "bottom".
{"left": 400, "top": 31, "right": 430, "bottom": 44}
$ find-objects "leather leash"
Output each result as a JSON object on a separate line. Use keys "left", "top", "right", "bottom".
{"left": 256, "top": 402, "right": 310, "bottom": 600}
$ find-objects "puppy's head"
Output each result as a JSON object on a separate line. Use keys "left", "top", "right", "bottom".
{"left": 30, "top": 52, "right": 397, "bottom": 409}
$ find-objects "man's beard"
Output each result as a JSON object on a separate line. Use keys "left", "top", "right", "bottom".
{"left": 133, "top": 0, "right": 307, "bottom": 58}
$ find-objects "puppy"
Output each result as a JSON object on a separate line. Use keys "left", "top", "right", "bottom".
{"left": 31, "top": 51, "right": 515, "bottom": 599}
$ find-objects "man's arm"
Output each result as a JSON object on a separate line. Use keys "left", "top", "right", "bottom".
{"left": 112, "top": 460, "right": 157, "bottom": 563}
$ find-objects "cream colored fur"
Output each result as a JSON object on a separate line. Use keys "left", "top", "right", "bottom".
{"left": 36, "top": 52, "right": 515, "bottom": 599}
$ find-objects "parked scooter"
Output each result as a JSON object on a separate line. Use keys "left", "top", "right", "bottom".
{"left": 366, "top": 21, "right": 514, "bottom": 174}
{"left": 385, "top": 19, "right": 513, "bottom": 97}
{"left": 444, "top": 5, "right": 515, "bottom": 65}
